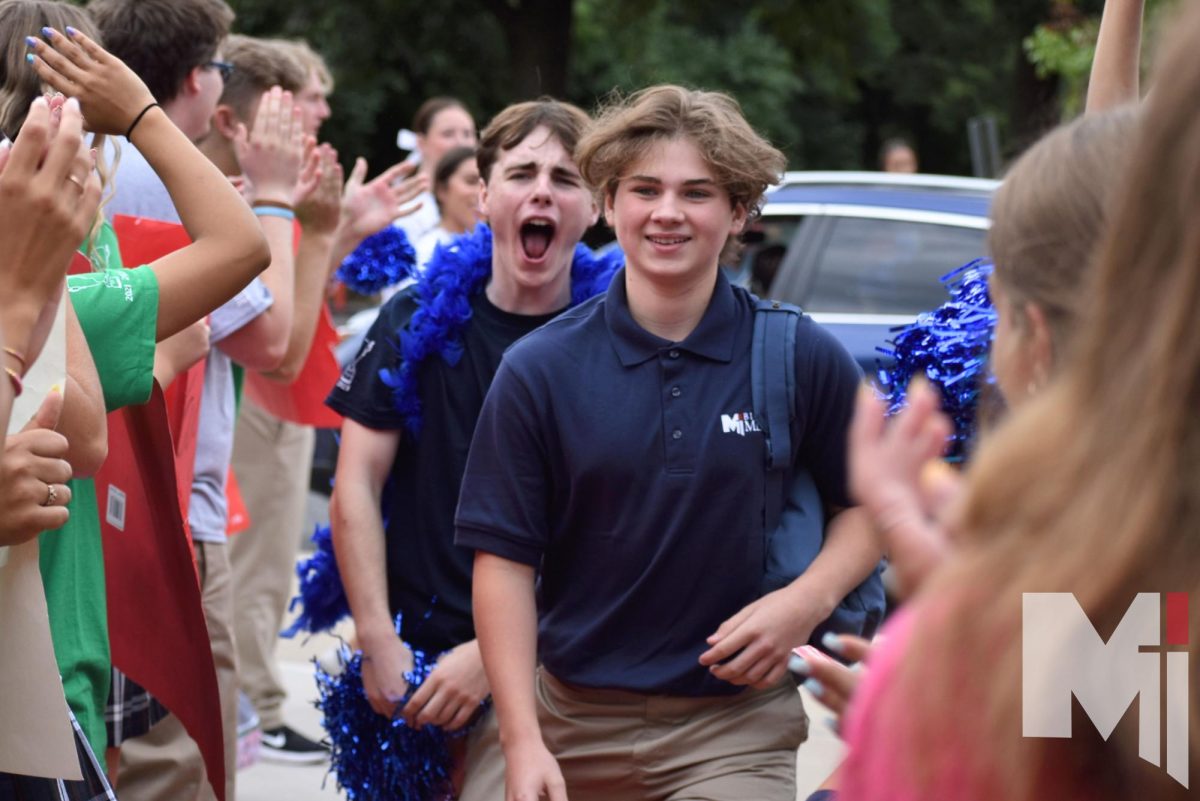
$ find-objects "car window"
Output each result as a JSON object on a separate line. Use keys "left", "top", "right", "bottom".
{"left": 728, "top": 217, "right": 802, "bottom": 296}
{"left": 806, "top": 217, "right": 985, "bottom": 314}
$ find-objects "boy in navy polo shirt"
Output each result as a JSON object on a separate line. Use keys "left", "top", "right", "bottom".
{"left": 457, "top": 86, "right": 882, "bottom": 801}
{"left": 326, "top": 100, "right": 602, "bottom": 794}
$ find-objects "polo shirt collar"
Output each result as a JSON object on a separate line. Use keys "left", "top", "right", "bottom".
{"left": 605, "top": 268, "right": 739, "bottom": 366}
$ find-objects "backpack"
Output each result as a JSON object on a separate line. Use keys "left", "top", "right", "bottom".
{"left": 751, "top": 298, "right": 887, "bottom": 656}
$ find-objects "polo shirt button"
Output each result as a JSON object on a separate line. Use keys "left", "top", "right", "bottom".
{"left": 669, "top": 349, "right": 680, "bottom": 359}
{"left": 672, "top": 429, "right": 683, "bottom": 440}
{"left": 671, "top": 386, "right": 682, "bottom": 398}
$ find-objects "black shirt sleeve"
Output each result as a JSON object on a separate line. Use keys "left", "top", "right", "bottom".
{"left": 325, "top": 291, "right": 417, "bottom": 431}
{"left": 454, "top": 355, "right": 550, "bottom": 567}
{"left": 794, "top": 317, "right": 863, "bottom": 510}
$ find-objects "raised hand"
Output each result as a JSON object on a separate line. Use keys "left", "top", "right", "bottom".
{"left": 340, "top": 158, "right": 428, "bottom": 244}
{"left": 296, "top": 143, "right": 343, "bottom": 237}
{"left": 27, "top": 27, "right": 156, "bottom": 136}
{"left": 235, "top": 87, "right": 309, "bottom": 205}
{"left": 848, "top": 381, "right": 956, "bottom": 598}
{"left": 0, "top": 389, "right": 73, "bottom": 545}
{"left": 788, "top": 638, "right": 873, "bottom": 725}
{"left": 0, "top": 96, "right": 99, "bottom": 358}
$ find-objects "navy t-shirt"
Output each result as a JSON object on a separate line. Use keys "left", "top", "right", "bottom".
{"left": 327, "top": 288, "right": 561, "bottom": 654}
{"left": 456, "top": 270, "right": 862, "bottom": 696}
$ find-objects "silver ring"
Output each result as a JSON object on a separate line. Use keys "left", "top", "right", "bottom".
{"left": 42, "top": 483, "right": 57, "bottom": 507}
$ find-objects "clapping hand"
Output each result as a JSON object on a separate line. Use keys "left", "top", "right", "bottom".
{"left": 0, "top": 389, "right": 73, "bottom": 545}
{"left": 848, "top": 381, "right": 959, "bottom": 598}
{"left": 340, "top": 158, "right": 427, "bottom": 244}
{"left": 296, "top": 143, "right": 344, "bottom": 237}
{"left": 235, "top": 87, "right": 310, "bottom": 206}
{"left": 788, "top": 638, "right": 873, "bottom": 729}
{"left": 0, "top": 96, "right": 98, "bottom": 362}
{"left": 28, "top": 27, "right": 156, "bottom": 136}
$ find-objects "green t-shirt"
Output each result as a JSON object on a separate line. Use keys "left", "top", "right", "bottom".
{"left": 39, "top": 221, "right": 158, "bottom": 762}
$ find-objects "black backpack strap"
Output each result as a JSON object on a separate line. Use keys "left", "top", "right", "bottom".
{"left": 752, "top": 298, "right": 801, "bottom": 534}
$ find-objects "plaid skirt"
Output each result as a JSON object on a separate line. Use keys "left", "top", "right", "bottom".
{"left": 105, "top": 668, "right": 168, "bottom": 748}
{"left": 0, "top": 710, "right": 117, "bottom": 801}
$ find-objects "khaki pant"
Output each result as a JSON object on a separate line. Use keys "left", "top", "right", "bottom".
{"left": 117, "top": 541, "right": 238, "bottom": 801}
{"left": 460, "top": 668, "right": 808, "bottom": 801}
{"left": 229, "top": 399, "right": 314, "bottom": 730}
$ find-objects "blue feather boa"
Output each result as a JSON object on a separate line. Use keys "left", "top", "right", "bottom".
{"left": 380, "top": 223, "right": 623, "bottom": 435}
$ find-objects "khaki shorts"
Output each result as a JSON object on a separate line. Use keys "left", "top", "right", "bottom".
{"left": 460, "top": 667, "right": 808, "bottom": 801}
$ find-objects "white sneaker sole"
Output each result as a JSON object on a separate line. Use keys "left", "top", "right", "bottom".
{"left": 258, "top": 745, "right": 329, "bottom": 765}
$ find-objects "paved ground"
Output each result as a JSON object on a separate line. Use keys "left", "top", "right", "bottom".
{"left": 237, "top": 623, "right": 844, "bottom": 800}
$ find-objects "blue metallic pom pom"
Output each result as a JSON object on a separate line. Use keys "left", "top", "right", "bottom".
{"left": 337, "top": 227, "right": 418, "bottom": 295}
{"left": 281, "top": 524, "right": 350, "bottom": 638}
{"left": 878, "top": 259, "right": 996, "bottom": 460}
{"left": 314, "top": 615, "right": 488, "bottom": 801}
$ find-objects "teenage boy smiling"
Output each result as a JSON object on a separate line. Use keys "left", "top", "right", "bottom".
{"left": 458, "top": 86, "right": 881, "bottom": 801}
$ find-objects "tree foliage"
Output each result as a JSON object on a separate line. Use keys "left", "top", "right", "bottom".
{"left": 225, "top": 0, "right": 1161, "bottom": 178}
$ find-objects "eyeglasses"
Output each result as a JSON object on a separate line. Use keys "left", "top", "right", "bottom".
{"left": 205, "top": 60, "right": 234, "bottom": 81}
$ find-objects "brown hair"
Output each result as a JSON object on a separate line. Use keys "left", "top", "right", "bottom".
{"left": 576, "top": 85, "right": 786, "bottom": 218}
{"left": 881, "top": 4, "right": 1200, "bottom": 799}
{"left": 432, "top": 145, "right": 476, "bottom": 197}
{"left": 413, "top": 96, "right": 467, "bottom": 136}
{"left": 220, "top": 35, "right": 306, "bottom": 120}
{"left": 475, "top": 98, "right": 589, "bottom": 182}
{"left": 87, "top": 0, "right": 233, "bottom": 105}
{"left": 0, "top": 0, "right": 100, "bottom": 136}
{"left": 878, "top": 137, "right": 915, "bottom": 168}
{"left": 276, "top": 38, "right": 333, "bottom": 93}
{"left": 987, "top": 109, "right": 1137, "bottom": 367}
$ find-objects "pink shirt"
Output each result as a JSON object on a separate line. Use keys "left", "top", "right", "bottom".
{"left": 838, "top": 606, "right": 982, "bottom": 801}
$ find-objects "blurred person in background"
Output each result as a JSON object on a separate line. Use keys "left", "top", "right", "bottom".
{"left": 879, "top": 137, "right": 918, "bottom": 173}
{"left": 229, "top": 35, "right": 426, "bottom": 766}
{"left": 392, "top": 96, "right": 476, "bottom": 244}
{"left": 414, "top": 145, "right": 481, "bottom": 268}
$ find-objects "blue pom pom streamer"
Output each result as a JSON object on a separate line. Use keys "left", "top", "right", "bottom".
{"left": 382, "top": 224, "right": 623, "bottom": 436}
{"left": 315, "top": 615, "right": 488, "bottom": 801}
{"left": 282, "top": 524, "right": 350, "bottom": 638}
{"left": 337, "top": 227, "right": 418, "bottom": 295}
{"left": 877, "top": 259, "right": 996, "bottom": 460}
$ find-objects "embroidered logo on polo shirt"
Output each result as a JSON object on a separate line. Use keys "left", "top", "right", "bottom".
{"left": 720, "top": 411, "right": 761, "bottom": 437}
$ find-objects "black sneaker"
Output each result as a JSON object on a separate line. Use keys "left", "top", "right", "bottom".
{"left": 259, "top": 725, "right": 329, "bottom": 764}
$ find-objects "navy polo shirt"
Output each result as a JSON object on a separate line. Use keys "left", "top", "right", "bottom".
{"left": 455, "top": 269, "right": 861, "bottom": 696}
